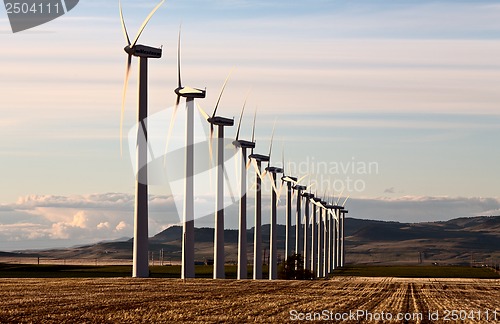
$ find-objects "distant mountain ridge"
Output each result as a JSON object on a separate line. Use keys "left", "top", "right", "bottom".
{"left": 6, "top": 216, "right": 499, "bottom": 265}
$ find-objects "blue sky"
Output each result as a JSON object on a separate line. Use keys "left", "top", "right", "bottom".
{"left": 1, "top": 0, "right": 500, "bottom": 250}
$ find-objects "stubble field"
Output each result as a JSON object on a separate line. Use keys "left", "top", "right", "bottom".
{"left": 1, "top": 277, "right": 499, "bottom": 323}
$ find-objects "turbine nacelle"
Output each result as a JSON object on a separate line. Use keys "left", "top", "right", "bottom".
{"left": 331, "top": 205, "right": 345, "bottom": 210}
{"left": 302, "top": 192, "right": 314, "bottom": 199}
{"left": 233, "top": 139, "right": 255, "bottom": 149}
{"left": 265, "top": 166, "right": 283, "bottom": 174}
{"left": 293, "top": 184, "right": 307, "bottom": 191}
{"left": 249, "top": 153, "right": 269, "bottom": 163}
{"left": 174, "top": 86, "right": 206, "bottom": 99}
{"left": 281, "top": 176, "right": 297, "bottom": 183}
{"left": 124, "top": 44, "right": 162, "bottom": 58}
{"left": 208, "top": 116, "right": 234, "bottom": 127}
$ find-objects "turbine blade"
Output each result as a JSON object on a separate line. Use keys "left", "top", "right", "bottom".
{"left": 246, "top": 158, "right": 252, "bottom": 170}
{"left": 297, "top": 174, "right": 308, "bottom": 185}
{"left": 120, "top": 54, "right": 132, "bottom": 156}
{"left": 177, "top": 26, "right": 182, "bottom": 88}
{"left": 251, "top": 108, "right": 257, "bottom": 143}
{"left": 119, "top": 0, "right": 131, "bottom": 45}
{"left": 277, "top": 180, "right": 285, "bottom": 202}
{"left": 236, "top": 90, "right": 250, "bottom": 141}
{"left": 131, "top": 0, "right": 165, "bottom": 47}
{"left": 197, "top": 102, "right": 210, "bottom": 120}
{"left": 336, "top": 189, "right": 344, "bottom": 206}
{"left": 281, "top": 146, "right": 285, "bottom": 173}
{"left": 209, "top": 124, "right": 214, "bottom": 164}
{"left": 251, "top": 159, "right": 263, "bottom": 180}
{"left": 164, "top": 95, "right": 180, "bottom": 163}
{"left": 268, "top": 173, "right": 279, "bottom": 197}
{"left": 212, "top": 68, "right": 234, "bottom": 118}
{"left": 342, "top": 195, "right": 350, "bottom": 207}
{"left": 268, "top": 119, "right": 276, "bottom": 165}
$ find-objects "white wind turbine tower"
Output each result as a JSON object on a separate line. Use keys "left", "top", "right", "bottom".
{"left": 304, "top": 190, "right": 316, "bottom": 275}
{"left": 281, "top": 178, "right": 296, "bottom": 261}
{"left": 232, "top": 100, "right": 255, "bottom": 280}
{"left": 320, "top": 198, "right": 329, "bottom": 277}
{"left": 325, "top": 198, "right": 336, "bottom": 274}
{"left": 262, "top": 126, "right": 282, "bottom": 280}
{"left": 167, "top": 30, "right": 207, "bottom": 279}
{"left": 311, "top": 195, "right": 323, "bottom": 277}
{"left": 278, "top": 152, "right": 306, "bottom": 262}
{"left": 333, "top": 194, "right": 348, "bottom": 269}
{"left": 248, "top": 119, "right": 270, "bottom": 280}
{"left": 119, "top": 0, "right": 165, "bottom": 278}
{"left": 339, "top": 196, "right": 349, "bottom": 268}
{"left": 293, "top": 184, "right": 306, "bottom": 262}
{"left": 198, "top": 73, "right": 235, "bottom": 279}
{"left": 341, "top": 209, "right": 348, "bottom": 267}
{"left": 302, "top": 190, "right": 313, "bottom": 271}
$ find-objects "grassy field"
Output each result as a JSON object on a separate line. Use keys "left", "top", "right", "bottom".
{"left": 0, "top": 277, "right": 499, "bottom": 323}
{"left": 1, "top": 263, "right": 498, "bottom": 279}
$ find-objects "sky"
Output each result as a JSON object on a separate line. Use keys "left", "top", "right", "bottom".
{"left": 1, "top": 0, "right": 500, "bottom": 250}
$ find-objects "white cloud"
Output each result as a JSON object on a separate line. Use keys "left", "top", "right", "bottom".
{"left": 1, "top": 192, "right": 499, "bottom": 250}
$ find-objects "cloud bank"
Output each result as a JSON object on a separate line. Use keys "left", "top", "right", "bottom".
{"left": 1, "top": 193, "right": 499, "bottom": 251}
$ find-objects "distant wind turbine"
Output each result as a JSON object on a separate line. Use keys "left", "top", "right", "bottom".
{"left": 248, "top": 117, "right": 270, "bottom": 280}
{"left": 232, "top": 99, "right": 255, "bottom": 280}
{"left": 119, "top": 0, "right": 165, "bottom": 278}
{"left": 263, "top": 125, "right": 282, "bottom": 280}
{"left": 169, "top": 29, "right": 207, "bottom": 279}
{"left": 198, "top": 73, "right": 235, "bottom": 279}
{"left": 279, "top": 151, "right": 302, "bottom": 262}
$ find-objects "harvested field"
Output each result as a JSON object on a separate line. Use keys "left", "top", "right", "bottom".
{"left": 0, "top": 278, "right": 499, "bottom": 323}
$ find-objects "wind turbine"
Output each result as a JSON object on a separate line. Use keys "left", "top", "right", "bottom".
{"left": 302, "top": 191, "right": 314, "bottom": 271}
{"left": 248, "top": 121, "right": 269, "bottom": 280}
{"left": 119, "top": 0, "right": 164, "bottom": 278}
{"left": 263, "top": 130, "right": 283, "bottom": 280}
{"left": 279, "top": 152, "right": 297, "bottom": 262}
{"left": 340, "top": 209, "right": 348, "bottom": 268}
{"left": 304, "top": 191, "right": 316, "bottom": 275}
{"left": 320, "top": 198, "right": 329, "bottom": 277}
{"left": 232, "top": 100, "right": 255, "bottom": 280}
{"left": 293, "top": 184, "right": 306, "bottom": 267}
{"left": 170, "top": 30, "right": 207, "bottom": 279}
{"left": 339, "top": 196, "right": 349, "bottom": 268}
{"left": 310, "top": 195, "right": 324, "bottom": 277}
{"left": 248, "top": 121, "right": 280, "bottom": 279}
{"left": 197, "top": 74, "right": 235, "bottom": 279}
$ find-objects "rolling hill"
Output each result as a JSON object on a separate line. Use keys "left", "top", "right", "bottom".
{"left": 6, "top": 216, "right": 500, "bottom": 266}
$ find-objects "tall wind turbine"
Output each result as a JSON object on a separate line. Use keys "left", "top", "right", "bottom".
{"left": 302, "top": 191, "right": 313, "bottom": 271}
{"left": 305, "top": 191, "right": 316, "bottom": 275}
{"left": 197, "top": 74, "right": 235, "bottom": 279}
{"left": 279, "top": 153, "right": 297, "bottom": 262}
{"left": 311, "top": 196, "right": 323, "bottom": 277}
{"left": 263, "top": 130, "right": 282, "bottom": 280}
{"left": 293, "top": 184, "right": 306, "bottom": 264}
{"left": 232, "top": 100, "right": 255, "bottom": 280}
{"left": 170, "top": 30, "right": 207, "bottom": 279}
{"left": 248, "top": 120, "right": 269, "bottom": 280}
{"left": 340, "top": 209, "right": 348, "bottom": 268}
{"left": 119, "top": 0, "right": 165, "bottom": 278}
{"left": 320, "top": 198, "right": 329, "bottom": 277}
{"left": 328, "top": 201, "right": 343, "bottom": 272}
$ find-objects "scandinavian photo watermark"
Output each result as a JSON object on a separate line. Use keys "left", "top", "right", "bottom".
{"left": 3, "top": 0, "right": 79, "bottom": 33}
